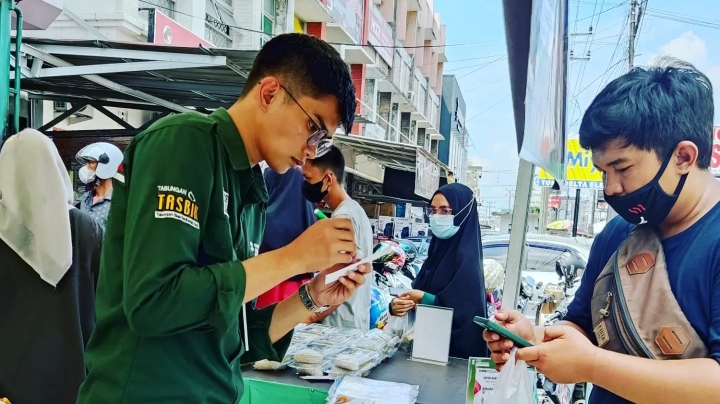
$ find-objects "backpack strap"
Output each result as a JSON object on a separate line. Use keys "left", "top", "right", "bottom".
{"left": 590, "top": 225, "right": 708, "bottom": 359}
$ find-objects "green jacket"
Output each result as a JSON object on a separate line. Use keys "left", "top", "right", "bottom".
{"left": 77, "top": 109, "right": 292, "bottom": 403}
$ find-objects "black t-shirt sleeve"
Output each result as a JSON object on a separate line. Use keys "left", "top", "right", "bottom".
{"left": 564, "top": 217, "right": 632, "bottom": 339}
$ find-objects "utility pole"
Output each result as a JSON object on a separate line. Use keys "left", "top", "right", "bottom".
{"left": 606, "top": 0, "right": 640, "bottom": 224}
{"left": 629, "top": 0, "right": 637, "bottom": 70}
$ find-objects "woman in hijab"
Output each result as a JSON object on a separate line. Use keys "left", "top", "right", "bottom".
{"left": 390, "top": 183, "right": 488, "bottom": 359}
{"left": 0, "top": 129, "right": 104, "bottom": 404}
{"left": 255, "top": 167, "right": 317, "bottom": 309}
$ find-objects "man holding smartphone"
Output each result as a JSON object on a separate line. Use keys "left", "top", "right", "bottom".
{"left": 485, "top": 60, "right": 720, "bottom": 403}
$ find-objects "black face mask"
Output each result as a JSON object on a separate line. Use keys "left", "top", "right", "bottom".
{"left": 604, "top": 155, "right": 687, "bottom": 226}
{"left": 301, "top": 176, "right": 328, "bottom": 203}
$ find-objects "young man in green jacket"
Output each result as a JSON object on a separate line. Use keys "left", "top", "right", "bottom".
{"left": 77, "top": 33, "right": 369, "bottom": 403}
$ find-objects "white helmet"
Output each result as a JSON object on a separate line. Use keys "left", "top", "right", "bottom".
{"left": 75, "top": 142, "right": 124, "bottom": 183}
{"left": 483, "top": 258, "right": 506, "bottom": 293}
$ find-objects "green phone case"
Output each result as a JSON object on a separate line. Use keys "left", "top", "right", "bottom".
{"left": 474, "top": 316, "right": 534, "bottom": 348}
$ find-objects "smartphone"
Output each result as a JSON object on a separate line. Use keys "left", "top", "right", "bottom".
{"left": 389, "top": 287, "right": 409, "bottom": 297}
{"left": 473, "top": 316, "right": 533, "bottom": 348}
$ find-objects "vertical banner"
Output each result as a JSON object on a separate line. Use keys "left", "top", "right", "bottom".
{"left": 415, "top": 149, "right": 440, "bottom": 199}
{"left": 519, "top": 0, "right": 568, "bottom": 180}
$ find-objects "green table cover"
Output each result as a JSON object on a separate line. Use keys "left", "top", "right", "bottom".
{"left": 240, "top": 378, "right": 329, "bottom": 404}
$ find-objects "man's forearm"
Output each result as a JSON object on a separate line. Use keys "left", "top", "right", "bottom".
{"left": 268, "top": 291, "right": 312, "bottom": 342}
{"left": 590, "top": 350, "right": 720, "bottom": 403}
{"left": 242, "top": 246, "right": 303, "bottom": 304}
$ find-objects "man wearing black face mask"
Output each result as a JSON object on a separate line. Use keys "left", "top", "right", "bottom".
{"left": 484, "top": 58, "right": 720, "bottom": 403}
{"left": 301, "top": 145, "right": 374, "bottom": 329}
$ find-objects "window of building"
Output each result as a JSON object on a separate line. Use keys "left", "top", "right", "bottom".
{"left": 204, "top": 0, "right": 234, "bottom": 47}
{"left": 261, "top": 0, "right": 275, "bottom": 47}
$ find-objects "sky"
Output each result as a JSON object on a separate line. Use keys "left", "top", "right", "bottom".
{"left": 433, "top": 0, "right": 720, "bottom": 212}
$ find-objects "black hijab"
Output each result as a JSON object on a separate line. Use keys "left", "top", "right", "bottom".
{"left": 412, "top": 183, "right": 488, "bottom": 359}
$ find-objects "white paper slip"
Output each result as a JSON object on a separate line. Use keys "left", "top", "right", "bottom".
{"left": 324, "top": 246, "right": 391, "bottom": 285}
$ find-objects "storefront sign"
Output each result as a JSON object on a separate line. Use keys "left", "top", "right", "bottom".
{"left": 368, "top": 5, "right": 394, "bottom": 65}
{"left": 415, "top": 149, "right": 440, "bottom": 200}
{"left": 148, "top": 9, "right": 214, "bottom": 48}
{"left": 711, "top": 126, "right": 720, "bottom": 177}
{"left": 536, "top": 138, "right": 602, "bottom": 188}
{"left": 327, "top": 0, "right": 364, "bottom": 45}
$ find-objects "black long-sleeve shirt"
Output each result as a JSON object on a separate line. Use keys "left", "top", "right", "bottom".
{"left": 0, "top": 208, "right": 103, "bottom": 404}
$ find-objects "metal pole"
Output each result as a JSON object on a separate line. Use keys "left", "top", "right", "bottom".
{"left": 501, "top": 158, "right": 533, "bottom": 310}
{"left": 12, "top": 4, "right": 22, "bottom": 135}
{"left": 572, "top": 188, "right": 581, "bottom": 237}
{"left": 0, "top": 0, "right": 12, "bottom": 141}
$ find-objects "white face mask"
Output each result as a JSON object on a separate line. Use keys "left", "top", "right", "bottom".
{"left": 78, "top": 166, "right": 96, "bottom": 184}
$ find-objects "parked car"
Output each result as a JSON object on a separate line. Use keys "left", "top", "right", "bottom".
{"left": 482, "top": 233, "right": 592, "bottom": 290}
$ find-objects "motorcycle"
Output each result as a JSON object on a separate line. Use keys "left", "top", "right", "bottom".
{"left": 535, "top": 252, "right": 587, "bottom": 404}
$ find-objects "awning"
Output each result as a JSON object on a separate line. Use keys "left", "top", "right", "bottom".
{"left": 333, "top": 134, "right": 450, "bottom": 174}
{"left": 10, "top": 38, "right": 257, "bottom": 112}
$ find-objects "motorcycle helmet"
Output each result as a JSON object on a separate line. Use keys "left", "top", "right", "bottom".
{"left": 483, "top": 258, "right": 505, "bottom": 294}
{"left": 395, "top": 239, "right": 418, "bottom": 263}
{"left": 372, "top": 240, "right": 406, "bottom": 274}
{"left": 370, "top": 286, "right": 390, "bottom": 329}
{"left": 75, "top": 142, "right": 124, "bottom": 184}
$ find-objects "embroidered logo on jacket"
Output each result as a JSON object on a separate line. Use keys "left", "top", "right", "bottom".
{"left": 156, "top": 185, "right": 200, "bottom": 229}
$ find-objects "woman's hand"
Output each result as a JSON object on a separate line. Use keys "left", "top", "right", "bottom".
{"left": 399, "top": 289, "right": 425, "bottom": 305}
{"left": 391, "top": 298, "right": 415, "bottom": 317}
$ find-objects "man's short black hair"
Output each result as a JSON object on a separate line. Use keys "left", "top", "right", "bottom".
{"left": 308, "top": 144, "right": 345, "bottom": 183}
{"left": 579, "top": 57, "right": 714, "bottom": 168}
{"left": 242, "top": 33, "right": 356, "bottom": 135}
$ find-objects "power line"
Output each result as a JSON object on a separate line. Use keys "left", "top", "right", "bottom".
{"left": 140, "top": 0, "right": 503, "bottom": 50}
{"left": 456, "top": 56, "right": 508, "bottom": 79}
{"left": 466, "top": 93, "right": 512, "bottom": 123}
{"left": 572, "top": 0, "right": 630, "bottom": 23}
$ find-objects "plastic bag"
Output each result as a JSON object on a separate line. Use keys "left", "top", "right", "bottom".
{"left": 486, "top": 348, "right": 535, "bottom": 404}
{"left": 326, "top": 376, "right": 420, "bottom": 404}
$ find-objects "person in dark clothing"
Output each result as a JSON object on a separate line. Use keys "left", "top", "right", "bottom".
{"left": 485, "top": 59, "right": 720, "bottom": 403}
{"left": 0, "top": 129, "right": 104, "bottom": 404}
{"left": 391, "top": 183, "right": 488, "bottom": 359}
{"left": 256, "top": 167, "right": 317, "bottom": 309}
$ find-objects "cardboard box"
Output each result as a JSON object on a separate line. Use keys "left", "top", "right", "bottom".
{"left": 379, "top": 203, "right": 396, "bottom": 217}
{"left": 368, "top": 218, "right": 380, "bottom": 236}
{"left": 360, "top": 201, "right": 380, "bottom": 219}
{"left": 378, "top": 216, "right": 395, "bottom": 238}
{"left": 412, "top": 223, "right": 429, "bottom": 237}
{"left": 394, "top": 218, "right": 413, "bottom": 239}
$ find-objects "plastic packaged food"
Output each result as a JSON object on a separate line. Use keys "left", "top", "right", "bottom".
{"left": 288, "top": 360, "right": 324, "bottom": 377}
{"left": 326, "top": 376, "right": 420, "bottom": 404}
{"left": 252, "top": 359, "right": 285, "bottom": 371}
{"left": 297, "top": 323, "right": 333, "bottom": 336}
{"left": 352, "top": 332, "right": 390, "bottom": 352}
{"left": 333, "top": 347, "right": 379, "bottom": 371}
{"left": 327, "top": 327, "right": 363, "bottom": 338}
{"left": 292, "top": 341, "right": 341, "bottom": 364}
{"left": 293, "top": 348, "right": 325, "bottom": 364}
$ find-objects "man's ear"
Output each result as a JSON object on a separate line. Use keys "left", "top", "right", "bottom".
{"left": 674, "top": 141, "right": 699, "bottom": 174}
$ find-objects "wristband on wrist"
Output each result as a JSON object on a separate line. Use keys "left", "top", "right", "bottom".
{"left": 299, "top": 283, "right": 329, "bottom": 313}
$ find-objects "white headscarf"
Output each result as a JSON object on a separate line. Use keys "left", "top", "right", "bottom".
{"left": 0, "top": 129, "right": 74, "bottom": 286}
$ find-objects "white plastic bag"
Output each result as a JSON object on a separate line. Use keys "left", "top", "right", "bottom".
{"left": 486, "top": 348, "right": 535, "bottom": 404}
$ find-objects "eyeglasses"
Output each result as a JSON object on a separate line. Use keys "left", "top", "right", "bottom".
{"left": 278, "top": 83, "right": 329, "bottom": 148}
{"left": 425, "top": 206, "right": 453, "bottom": 216}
